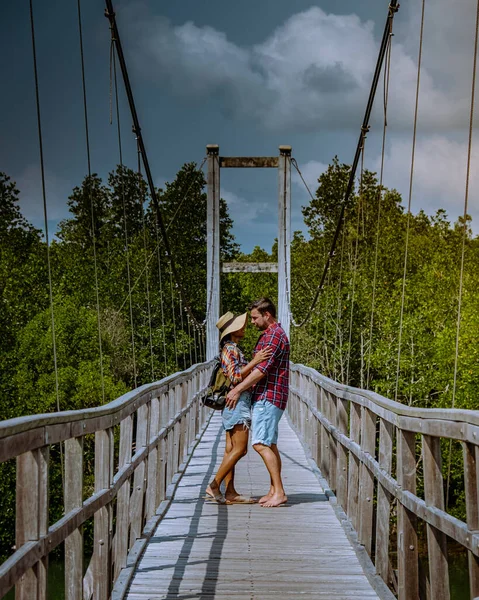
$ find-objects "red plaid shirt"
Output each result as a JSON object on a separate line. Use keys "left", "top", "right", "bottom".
{"left": 252, "top": 322, "right": 290, "bottom": 410}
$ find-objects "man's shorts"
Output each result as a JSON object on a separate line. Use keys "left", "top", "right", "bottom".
{"left": 251, "top": 399, "right": 284, "bottom": 447}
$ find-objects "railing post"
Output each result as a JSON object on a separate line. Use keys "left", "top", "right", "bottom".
{"left": 16, "top": 447, "right": 49, "bottom": 600}
{"left": 320, "top": 387, "right": 330, "bottom": 481}
{"left": 167, "top": 388, "right": 175, "bottom": 484}
{"left": 347, "top": 403, "right": 361, "bottom": 532}
{"left": 397, "top": 429, "right": 419, "bottom": 600}
{"left": 463, "top": 442, "right": 479, "bottom": 597}
{"left": 423, "top": 435, "right": 450, "bottom": 600}
{"left": 158, "top": 394, "right": 169, "bottom": 501}
{"left": 129, "top": 404, "right": 149, "bottom": 548}
{"left": 146, "top": 397, "right": 161, "bottom": 520}
{"left": 336, "top": 398, "right": 349, "bottom": 510}
{"left": 314, "top": 383, "right": 322, "bottom": 468}
{"left": 114, "top": 415, "right": 133, "bottom": 580}
{"left": 375, "top": 418, "right": 394, "bottom": 583}
{"left": 328, "top": 391, "right": 338, "bottom": 493}
{"left": 93, "top": 429, "right": 112, "bottom": 600}
{"left": 65, "top": 437, "right": 84, "bottom": 600}
{"left": 358, "top": 407, "right": 375, "bottom": 555}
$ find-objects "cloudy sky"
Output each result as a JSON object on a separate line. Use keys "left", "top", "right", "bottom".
{"left": 1, "top": 0, "right": 478, "bottom": 252}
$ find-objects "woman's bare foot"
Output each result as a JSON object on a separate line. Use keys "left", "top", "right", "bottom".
{"left": 225, "top": 493, "right": 256, "bottom": 504}
{"left": 261, "top": 493, "right": 287, "bottom": 507}
{"left": 205, "top": 481, "right": 226, "bottom": 504}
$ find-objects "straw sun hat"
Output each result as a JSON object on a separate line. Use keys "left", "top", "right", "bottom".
{"left": 216, "top": 311, "right": 248, "bottom": 341}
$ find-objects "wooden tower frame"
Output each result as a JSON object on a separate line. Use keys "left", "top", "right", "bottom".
{"left": 206, "top": 144, "right": 291, "bottom": 359}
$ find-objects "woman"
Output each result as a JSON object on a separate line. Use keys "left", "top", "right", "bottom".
{"left": 205, "top": 311, "right": 272, "bottom": 504}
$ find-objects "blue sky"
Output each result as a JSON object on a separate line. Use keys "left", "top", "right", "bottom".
{"left": 1, "top": 0, "right": 478, "bottom": 252}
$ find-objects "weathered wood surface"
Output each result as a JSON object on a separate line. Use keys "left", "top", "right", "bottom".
{"left": 219, "top": 156, "right": 279, "bottom": 168}
{"left": 289, "top": 363, "right": 479, "bottom": 600}
{"left": 0, "top": 363, "right": 213, "bottom": 600}
{"left": 221, "top": 262, "right": 279, "bottom": 273}
{"left": 125, "top": 413, "right": 382, "bottom": 600}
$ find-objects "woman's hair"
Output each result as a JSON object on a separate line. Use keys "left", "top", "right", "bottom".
{"left": 220, "top": 333, "right": 231, "bottom": 349}
{"left": 249, "top": 297, "right": 276, "bottom": 318}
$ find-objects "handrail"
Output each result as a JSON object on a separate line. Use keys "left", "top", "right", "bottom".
{"left": 0, "top": 361, "right": 215, "bottom": 600}
{"left": 289, "top": 362, "right": 479, "bottom": 600}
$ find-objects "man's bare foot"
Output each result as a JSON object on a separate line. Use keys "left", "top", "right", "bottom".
{"left": 205, "top": 481, "right": 226, "bottom": 504}
{"left": 261, "top": 493, "right": 287, "bottom": 508}
{"left": 258, "top": 489, "right": 274, "bottom": 504}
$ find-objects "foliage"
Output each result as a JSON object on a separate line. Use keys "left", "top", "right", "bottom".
{"left": 1, "top": 153, "right": 478, "bottom": 559}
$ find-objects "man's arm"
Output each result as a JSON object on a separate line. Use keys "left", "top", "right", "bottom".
{"left": 225, "top": 368, "right": 265, "bottom": 408}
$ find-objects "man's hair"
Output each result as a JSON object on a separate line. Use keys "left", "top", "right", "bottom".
{"left": 249, "top": 297, "right": 276, "bottom": 318}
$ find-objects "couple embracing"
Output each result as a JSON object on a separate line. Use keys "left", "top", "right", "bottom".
{"left": 205, "top": 297, "right": 290, "bottom": 508}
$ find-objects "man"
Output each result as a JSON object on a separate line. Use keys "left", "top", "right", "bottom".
{"left": 225, "top": 297, "right": 290, "bottom": 508}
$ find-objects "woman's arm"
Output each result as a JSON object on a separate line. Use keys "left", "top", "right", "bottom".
{"left": 239, "top": 347, "right": 272, "bottom": 378}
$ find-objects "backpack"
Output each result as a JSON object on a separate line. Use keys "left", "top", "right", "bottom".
{"left": 201, "top": 356, "right": 232, "bottom": 410}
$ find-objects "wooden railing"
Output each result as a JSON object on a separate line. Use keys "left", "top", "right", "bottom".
{"left": 0, "top": 361, "right": 213, "bottom": 600}
{"left": 289, "top": 363, "right": 479, "bottom": 600}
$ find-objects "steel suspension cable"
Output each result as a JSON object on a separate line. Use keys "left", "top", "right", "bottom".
{"left": 155, "top": 218, "right": 168, "bottom": 374}
{"left": 291, "top": 158, "right": 316, "bottom": 203}
{"left": 333, "top": 227, "right": 347, "bottom": 382}
{"left": 29, "top": 0, "right": 63, "bottom": 483}
{"left": 367, "top": 17, "right": 394, "bottom": 389}
{"left": 446, "top": 0, "right": 479, "bottom": 507}
{"left": 137, "top": 141, "right": 155, "bottom": 380}
{"left": 113, "top": 159, "right": 207, "bottom": 318}
{"left": 104, "top": 2, "right": 204, "bottom": 329}
{"left": 169, "top": 268, "right": 179, "bottom": 368}
{"left": 111, "top": 35, "right": 137, "bottom": 387}
{"left": 178, "top": 293, "right": 186, "bottom": 370}
{"left": 395, "top": 0, "right": 426, "bottom": 401}
{"left": 186, "top": 309, "right": 193, "bottom": 367}
{"left": 346, "top": 142, "right": 366, "bottom": 384}
{"left": 78, "top": 0, "right": 105, "bottom": 401}
{"left": 287, "top": 1, "right": 399, "bottom": 329}
{"left": 192, "top": 320, "right": 198, "bottom": 365}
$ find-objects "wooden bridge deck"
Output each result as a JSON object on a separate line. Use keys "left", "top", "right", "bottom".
{"left": 125, "top": 412, "right": 382, "bottom": 600}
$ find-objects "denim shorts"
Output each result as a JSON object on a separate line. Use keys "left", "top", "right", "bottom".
{"left": 222, "top": 391, "right": 252, "bottom": 431}
{"left": 251, "top": 399, "right": 284, "bottom": 447}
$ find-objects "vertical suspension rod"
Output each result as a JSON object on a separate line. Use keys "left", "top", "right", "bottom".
{"left": 104, "top": 1, "right": 199, "bottom": 326}
{"left": 295, "top": 0, "right": 399, "bottom": 327}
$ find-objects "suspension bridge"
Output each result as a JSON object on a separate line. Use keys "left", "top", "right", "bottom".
{"left": 1, "top": 0, "right": 479, "bottom": 599}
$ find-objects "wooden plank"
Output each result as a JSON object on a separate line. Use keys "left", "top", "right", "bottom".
{"left": 375, "top": 418, "right": 394, "bottom": 581}
{"left": 65, "top": 437, "right": 84, "bottom": 600}
{"left": 219, "top": 156, "right": 279, "bottom": 168}
{"left": 358, "top": 407, "right": 376, "bottom": 556}
{"left": 348, "top": 403, "right": 361, "bottom": 532}
{"left": 463, "top": 442, "right": 479, "bottom": 597}
{"left": 422, "top": 435, "right": 450, "bottom": 600}
{"left": 124, "top": 414, "right": 383, "bottom": 600}
{"left": 397, "top": 429, "right": 418, "bottom": 600}
{"left": 221, "top": 262, "right": 278, "bottom": 273}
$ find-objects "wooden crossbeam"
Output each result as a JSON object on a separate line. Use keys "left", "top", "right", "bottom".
{"left": 221, "top": 262, "right": 278, "bottom": 273}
